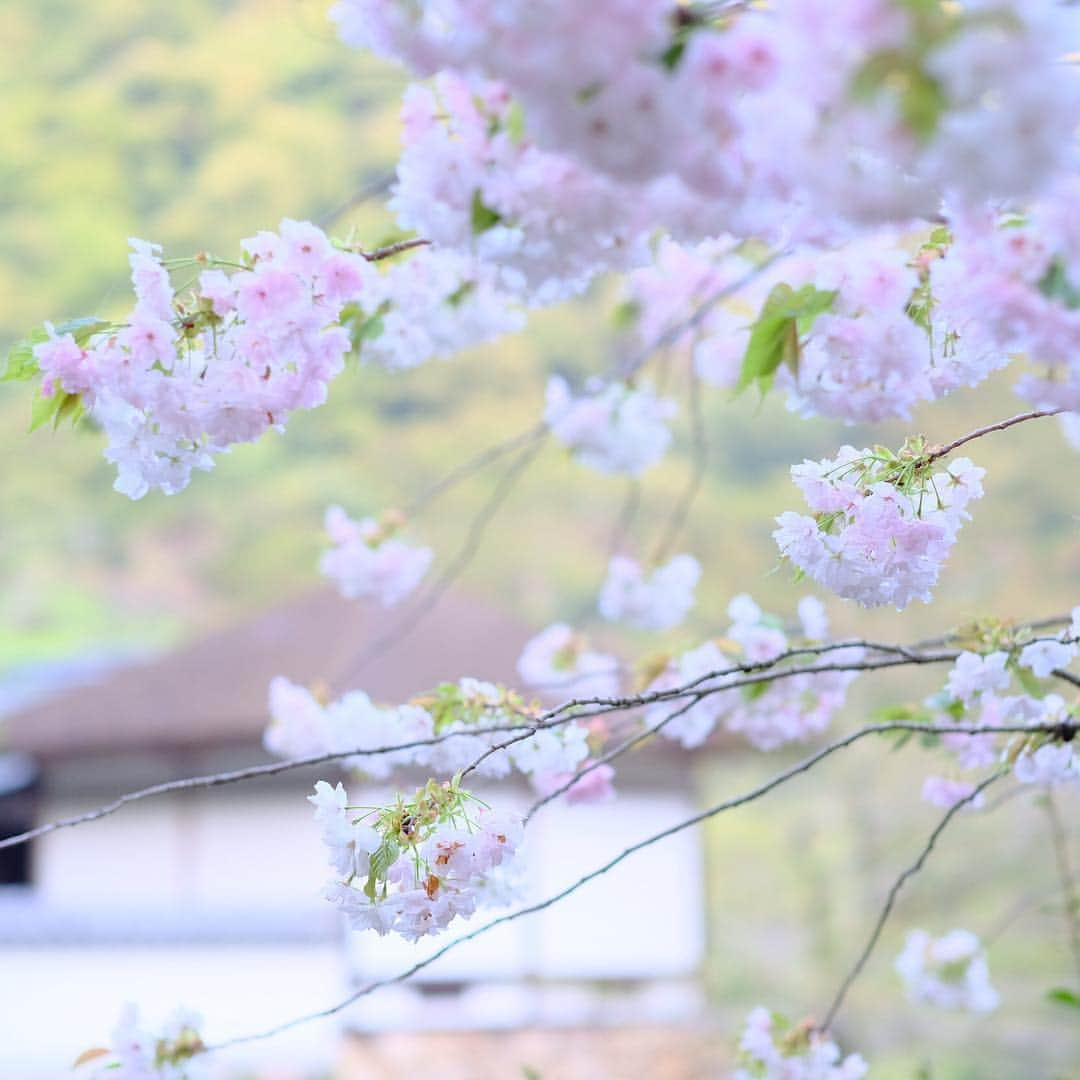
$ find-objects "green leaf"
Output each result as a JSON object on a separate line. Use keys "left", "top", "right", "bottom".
{"left": 364, "top": 837, "right": 400, "bottom": 900}
{"left": 659, "top": 38, "right": 688, "bottom": 71}
{"left": 470, "top": 190, "right": 503, "bottom": 235}
{"left": 1046, "top": 987, "right": 1080, "bottom": 1009}
{"left": 741, "top": 681, "right": 769, "bottom": 704}
{"left": 341, "top": 300, "right": 389, "bottom": 355}
{"left": 890, "top": 730, "right": 915, "bottom": 752}
{"left": 1037, "top": 258, "right": 1080, "bottom": 311}
{"left": 851, "top": 50, "right": 947, "bottom": 141}
{"left": 445, "top": 281, "right": 476, "bottom": 308}
{"left": 735, "top": 284, "right": 836, "bottom": 398}
{"left": 29, "top": 389, "right": 83, "bottom": 433}
{"left": 505, "top": 100, "right": 526, "bottom": 144}
{"left": 3, "top": 316, "right": 109, "bottom": 382}
{"left": 611, "top": 299, "right": 641, "bottom": 331}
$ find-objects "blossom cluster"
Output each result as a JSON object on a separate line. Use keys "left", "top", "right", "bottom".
{"left": 20, "top": 223, "right": 528, "bottom": 496}
{"left": 30, "top": 223, "right": 373, "bottom": 498}
{"left": 775, "top": 445, "right": 985, "bottom": 609}
{"left": 320, "top": 505, "right": 432, "bottom": 607}
{"left": 76, "top": 1005, "right": 206, "bottom": 1079}
{"left": 917, "top": 617, "right": 1080, "bottom": 808}
{"left": 266, "top": 676, "right": 593, "bottom": 793}
{"left": 356, "top": 243, "right": 525, "bottom": 369}
{"left": 895, "top": 929, "right": 999, "bottom": 1013}
{"left": 933, "top": 186, "right": 1080, "bottom": 413}
{"left": 516, "top": 622, "right": 620, "bottom": 700}
{"left": 598, "top": 553, "right": 700, "bottom": 632}
{"left": 544, "top": 375, "right": 675, "bottom": 476}
{"left": 335, "top": 0, "right": 1079, "bottom": 242}
{"left": 643, "top": 594, "right": 862, "bottom": 752}
{"left": 734, "top": 1006, "right": 868, "bottom": 1080}
{"left": 311, "top": 778, "right": 521, "bottom": 941}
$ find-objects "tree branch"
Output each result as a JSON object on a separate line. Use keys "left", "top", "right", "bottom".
{"left": 6, "top": 628, "right": 1074, "bottom": 853}
{"left": 1043, "top": 790, "right": 1080, "bottom": 990}
{"left": 651, "top": 368, "right": 707, "bottom": 564}
{"left": 818, "top": 769, "right": 1005, "bottom": 1031}
{"left": 927, "top": 409, "right": 1063, "bottom": 463}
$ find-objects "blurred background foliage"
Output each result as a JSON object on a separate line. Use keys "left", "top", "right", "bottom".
{"left": 0, "top": 1, "right": 1077, "bottom": 1076}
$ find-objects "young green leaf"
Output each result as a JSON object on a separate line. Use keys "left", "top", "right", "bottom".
{"left": 735, "top": 284, "right": 836, "bottom": 398}
{"left": 470, "top": 190, "right": 503, "bottom": 235}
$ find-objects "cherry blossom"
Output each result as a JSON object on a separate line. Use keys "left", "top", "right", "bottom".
{"left": 313, "top": 779, "right": 522, "bottom": 941}
{"left": 516, "top": 623, "right": 620, "bottom": 699}
{"left": 774, "top": 447, "right": 985, "bottom": 609}
{"left": 319, "top": 505, "right": 432, "bottom": 608}
{"left": 77, "top": 1005, "right": 207, "bottom": 1079}
{"left": 734, "top": 1006, "right": 868, "bottom": 1080}
{"left": 944, "top": 651, "right": 1011, "bottom": 705}
{"left": 544, "top": 375, "right": 675, "bottom": 476}
{"left": 920, "top": 776, "right": 984, "bottom": 813}
{"left": 895, "top": 929, "right": 999, "bottom": 1013}
{"left": 1018, "top": 638, "right": 1077, "bottom": 680}
{"left": 597, "top": 554, "right": 700, "bottom": 631}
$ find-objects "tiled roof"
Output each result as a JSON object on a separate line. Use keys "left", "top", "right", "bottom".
{"left": 2, "top": 587, "right": 533, "bottom": 759}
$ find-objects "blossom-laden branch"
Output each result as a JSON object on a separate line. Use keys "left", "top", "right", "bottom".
{"left": 210, "top": 741, "right": 1017, "bottom": 1053}
{"left": 6, "top": 626, "right": 1077, "bottom": 854}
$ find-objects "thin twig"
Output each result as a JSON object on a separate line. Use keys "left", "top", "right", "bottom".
{"left": 651, "top": 368, "right": 707, "bottom": 564}
{"left": 318, "top": 173, "right": 396, "bottom": 229}
{"left": 208, "top": 721, "right": 960, "bottom": 1052}
{"left": 5, "top": 632, "right": 1074, "bottom": 853}
{"left": 524, "top": 695, "right": 702, "bottom": 823}
{"left": 402, "top": 422, "right": 548, "bottom": 519}
{"left": 337, "top": 434, "right": 548, "bottom": 679}
{"left": 357, "top": 238, "right": 431, "bottom": 262}
{"left": 607, "top": 478, "right": 641, "bottom": 562}
{"left": 1043, "top": 790, "right": 1080, "bottom": 989}
{"left": 818, "top": 770, "right": 1004, "bottom": 1031}
{"left": 613, "top": 252, "right": 785, "bottom": 384}
{"left": 927, "top": 409, "right": 1063, "bottom": 462}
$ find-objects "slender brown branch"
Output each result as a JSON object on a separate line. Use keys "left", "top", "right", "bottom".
{"left": 5, "top": 631, "right": 1073, "bottom": 854}
{"left": 818, "top": 770, "right": 1005, "bottom": 1031}
{"left": 1043, "top": 791, "right": 1080, "bottom": 989}
{"left": 335, "top": 433, "right": 548, "bottom": 680}
{"left": 524, "top": 695, "right": 703, "bottom": 822}
{"left": 651, "top": 368, "right": 707, "bottom": 564}
{"left": 208, "top": 721, "right": 960, "bottom": 1052}
{"left": 402, "top": 422, "right": 548, "bottom": 519}
{"left": 927, "top": 409, "right": 1063, "bottom": 463}
{"left": 318, "top": 173, "right": 395, "bottom": 229}
{"left": 358, "top": 237, "right": 432, "bottom": 262}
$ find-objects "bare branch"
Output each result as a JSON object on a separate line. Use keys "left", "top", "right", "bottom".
{"left": 818, "top": 769, "right": 1005, "bottom": 1031}
{"left": 356, "top": 237, "right": 431, "bottom": 262}
{"left": 207, "top": 721, "right": 956, "bottom": 1050}
{"left": 651, "top": 368, "right": 707, "bottom": 564}
{"left": 338, "top": 434, "right": 548, "bottom": 678}
{"left": 210, "top": 731, "right": 1019, "bottom": 1052}
{"left": 317, "top": 173, "right": 396, "bottom": 230}
{"left": 927, "top": 408, "right": 1063, "bottom": 463}
{"left": 1043, "top": 790, "right": 1080, "bottom": 989}
{"left": 403, "top": 422, "right": 548, "bottom": 518}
